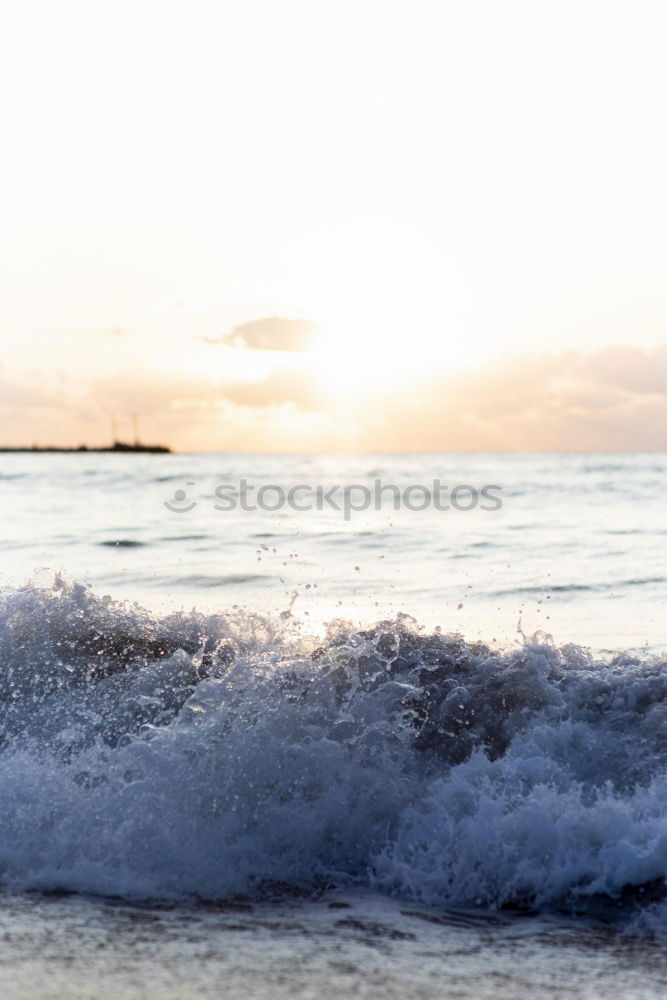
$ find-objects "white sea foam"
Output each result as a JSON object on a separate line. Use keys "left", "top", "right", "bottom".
{"left": 1, "top": 574, "right": 667, "bottom": 929}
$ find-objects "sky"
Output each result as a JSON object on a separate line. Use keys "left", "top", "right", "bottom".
{"left": 2, "top": 0, "right": 667, "bottom": 450}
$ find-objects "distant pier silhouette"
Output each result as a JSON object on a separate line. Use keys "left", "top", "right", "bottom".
{"left": 0, "top": 414, "right": 171, "bottom": 453}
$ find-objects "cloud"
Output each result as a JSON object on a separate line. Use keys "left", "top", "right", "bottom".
{"left": 0, "top": 376, "right": 58, "bottom": 410}
{"left": 6, "top": 343, "right": 667, "bottom": 451}
{"left": 208, "top": 316, "right": 319, "bottom": 352}
{"left": 94, "top": 373, "right": 221, "bottom": 414}
{"left": 364, "top": 346, "right": 667, "bottom": 452}
{"left": 580, "top": 345, "right": 667, "bottom": 396}
{"left": 221, "top": 369, "right": 321, "bottom": 410}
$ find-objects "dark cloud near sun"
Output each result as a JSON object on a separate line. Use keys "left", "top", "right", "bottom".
{"left": 207, "top": 316, "right": 319, "bottom": 352}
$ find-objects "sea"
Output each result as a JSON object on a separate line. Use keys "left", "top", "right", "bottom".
{"left": 2, "top": 452, "right": 667, "bottom": 998}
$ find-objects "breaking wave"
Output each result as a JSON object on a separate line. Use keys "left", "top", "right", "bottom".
{"left": 2, "top": 574, "right": 667, "bottom": 928}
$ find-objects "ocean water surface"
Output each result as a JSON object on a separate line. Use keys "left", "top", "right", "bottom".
{"left": 2, "top": 452, "right": 666, "bottom": 648}
{"left": 1, "top": 452, "right": 667, "bottom": 997}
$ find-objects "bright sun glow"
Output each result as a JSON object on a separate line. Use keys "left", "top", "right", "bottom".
{"left": 305, "top": 329, "right": 418, "bottom": 401}
{"left": 275, "top": 216, "right": 498, "bottom": 403}
{"left": 302, "top": 316, "right": 491, "bottom": 403}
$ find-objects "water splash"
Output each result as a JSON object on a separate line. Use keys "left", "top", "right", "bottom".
{"left": 1, "top": 574, "right": 667, "bottom": 926}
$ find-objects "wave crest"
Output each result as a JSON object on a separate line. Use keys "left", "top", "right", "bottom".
{"left": 1, "top": 574, "right": 667, "bottom": 922}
